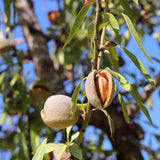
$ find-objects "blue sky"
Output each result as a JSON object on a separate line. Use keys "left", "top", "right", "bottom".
{"left": 0, "top": 0, "right": 160, "bottom": 160}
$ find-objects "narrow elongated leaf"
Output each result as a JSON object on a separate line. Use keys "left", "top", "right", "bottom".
{"left": 101, "top": 109, "right": 115, "bottom": 136}
{"left": 44, "top": 143, "right": 59, "bottom": 154}
{"left": 30, "top": 124, "right": 40, "bottom": 151}
{"left": 0, "top": 111, "right": 7, "bottom": 126}
{"left": 122, "top": 13, "right": 152, "bottom": 63}
{"left": 118, "top": 46, "right": 155, "bottom": 89}
{"left": 19, "top": 132, "right": 29, "bottom": 160}
{"left": 64, "top": 5, "right": 91, "bottom": 48}
{"left": 106, "top": 13, "right": 119, "bottom": 32}
{"left": 32, "top": 138, "right": 47, "bottom": 160}
{"left": 88, "top": 21, "right": 94, "bottom": 41}
{"left": 146, "top": 97, "right": 153, "bottom": 109}
{"left": 106, "top": 68, "right": 152, "bottom": 124}
{"left": 56, "top": 144, "right": 67, "bottom": 159}
{"left": 70, "top": 143, "right": 83, "bottom": 160}
{"left": 66, "top": 126, "right": 72, "bottom": 142}
{"left": 104, "top": 36, "right": 119, "bottom": 72}
{"left": 105, "top": 67, "right": 127, "bottom": 84}
{"left": 4, "top": 0, "right": 11, "bottom": 26}
{"left": 71, "top": 77, "right": 86, "bottom": 113}
{"left": 70, "top": 132, "right": 80, "bottom": 143}
{"left": 115, "top": 85, "right": 130, "bottom": 124}
{"left": 120, "top": 0, "right": 133, "bottom": 22}
{"left": 121, "top": 83, "right": 152, "bottom": 124}
{"left": 108, "top": 48, "right": 119, "bottom": 72}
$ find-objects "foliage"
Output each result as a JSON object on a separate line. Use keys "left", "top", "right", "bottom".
{"left": 0, "top": 0, "right": 160, "bottom": 160}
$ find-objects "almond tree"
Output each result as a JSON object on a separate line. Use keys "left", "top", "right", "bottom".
{"left": 0, "top": 0, "right": 160, "bottom": 160}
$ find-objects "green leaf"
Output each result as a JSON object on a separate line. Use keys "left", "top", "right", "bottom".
{"left": 153, "top": 134, "right": 160, "bottom": 143}
{"left": 44, "top": 143, "right": 59, "bottom": 154}
{"left": 121, "top": 83, "right": 152, "bottom": 124}
{"left": 101, "top": 109, "right": 115, "bottom": 136}
{"left": 108, "top": 47, "right": 119, "bottom": 72}
{"left": 88, "top": 21, "right": 94, "bottom": 42}
{"left": 0, "top": 140, "right": 11, "bottom": 150}
{"left": 70, "top": 132, "right": 80, "bottom": 143}
{"left": 120, "top": 0, "right": 134, "bottom": 22}
{"left": 4, "top": 0, "right": 11, "bottom": 26}
{"left": 0, "top": 72, "right": 6, "bottom": 85}
{"left": 133, "top": 0, "right": 139, "bottom": 5}
{"left": 71, "top": 77, "right": 86, "bottom": 114}
{"left": 146, "top": 97, "right": 153, "bottom": 109}
{"left": 115, "top": 85, "right": 130, "bottom": 124}
{"left": 99, "top": 13, "right": 109, "bottom": 30}
{"left": 106, "top": 68, "right": 152, "bottom": 124}
{"left": 118, "top": 46, "right": 155, "bottom": 89}
{"left": 66, "top": 126, "right": 72, "bottom": 142}
{"left": 19, "top": 132, "right": 29, "bottom": 160}
{"left": 30, "top": 124, "right": 40, "bottom": 151}
{"left": 106, "top": 13, "right": 119, "bottom": 33}
{"left": 56, "top": 144, "right": 67, "bottom": 159}
{"left": 70, "top": 143, "right": 83, "bottom": 160}
{"left": 63, "top": 5, "right": 91, "bottom": 48}
{"left": 0, "top": 111, "right": 7, "bottom": 126}
{"left": 121, "top": 13, "right": 152, "bottom": 63}
{"left": 32, "top": 138, "right": 47, "bottom": 160}
{"left": 105, "top": 67, "right": 127, "bottom": 84}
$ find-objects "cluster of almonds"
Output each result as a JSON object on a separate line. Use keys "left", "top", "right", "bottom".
{"left": 41, "top": 70, "right": 115, "bottom": 129}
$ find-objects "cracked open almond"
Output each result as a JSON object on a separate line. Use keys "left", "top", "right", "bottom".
{"left": 41, "top": 95, "right": 79, "bottom": 129}
{"left": 85, "top": 70, "right": 115, "bottom": 109}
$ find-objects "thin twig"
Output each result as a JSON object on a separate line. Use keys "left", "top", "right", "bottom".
{"left": 76, "top": 104, "right": 92, "bottom": 145}
{"left": 76, "top": 0, "right": 102, "bottom": 146}
{"left": 92, "top": 0, "right": 102, "bottom": 70}
{"left": 97, "top": 26, "right": 106, "bottom": 70}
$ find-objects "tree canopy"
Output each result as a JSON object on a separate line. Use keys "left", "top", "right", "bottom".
{"left": 0, "top": 0, "right": 160, "bottom": 160}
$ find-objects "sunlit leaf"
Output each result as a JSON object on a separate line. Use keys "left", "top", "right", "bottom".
{"left": 70, "top": 132, "right": 80, "bottom": 143}
{"left": 121, "top": 83, "right": 152, "bottom": 124}
{"left": 0, "top": 111, "right": 7, "bottom": 126}
{"left": 101, "top": 109, "right": 115, "bottom": 136}
{"left": 56, "top": 144, "right": 67, "bottom": 159}
{"left": 71, "top": 77, "right": 86, "bottom": 114}
{"left": 146, "top": 97, "right": 153, "bottom": 109}
{"left": 105, "top": 67, "right": 127, "bottom": 84}
{"left": 32, "top": 138, "right": 47, "bottom": 160}
{"left": 66, "top": 126, "right": 72, "bottom": 142}
{"left": 106, "top": 68, "right": 152, "bottom": 124}
{"left": 70, "top": 143, "right": 83, "bottom": 160}
{"left": 106, "top": 13, "right": 119, "bottom": 33}
{"left": 121, "top": 13, "right": 152, "bottom": 63}
{"left": 115, "top": 85, "right": 130, "bottom": 124}
{"left": 64, "top": 5, "right": 91, "bottom": 48}
{"left": 118, "top": 46, "right": 155, "bottom": 89}
{"left": 133, "top": 0, "right": 139, "bottom": 5}
{"left": 44, "top": 143, "right": 59, "bottom": 154}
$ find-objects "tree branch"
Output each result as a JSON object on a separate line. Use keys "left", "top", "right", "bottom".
{"left": 16, "top": 0, "right": 64, "bottom": 93}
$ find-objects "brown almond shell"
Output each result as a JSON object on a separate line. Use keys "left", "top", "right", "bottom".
{"left": 85, "top": 70, "right": 115, "bottom": 109}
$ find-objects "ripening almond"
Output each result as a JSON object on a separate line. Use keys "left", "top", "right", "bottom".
{"left": 41, "top": 95, "right": 79, "bottom": 129}
{"left": 85, "top": 70, "right": 115, "bottom": 109}
{"left": 48, "top": 10, "right": 60, "bottom": 25}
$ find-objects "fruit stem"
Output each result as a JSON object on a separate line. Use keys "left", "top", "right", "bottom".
{"left": 76, "top": 103, "right": 92, "bottom": 145}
